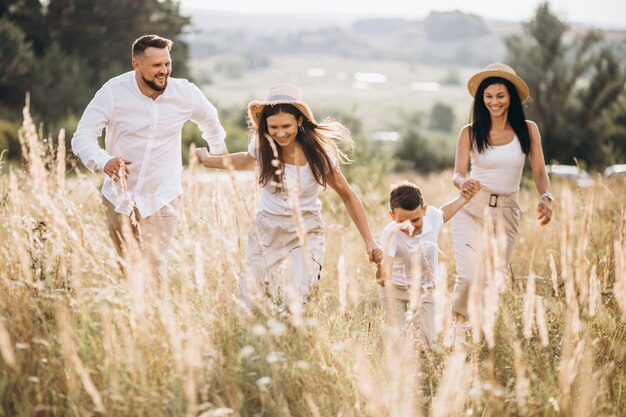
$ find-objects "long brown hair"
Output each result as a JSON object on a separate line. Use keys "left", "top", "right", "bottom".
{"left": 254, "top": 103, "right": 353, "bottom": 190}
{"left": 471, "top": 77, "right": 530, "bottom": 155}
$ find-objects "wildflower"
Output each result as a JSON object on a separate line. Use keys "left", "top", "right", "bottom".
{"left": 266, "top": 351, "right": 285, "bottom": 364}
{"left": 267, "top": 318, "right": 286, "bottom": 336}
{"left": 256, "top": 376, "right": 272, "bottom": 386}
{"left": 252, "top": 325, "right": 266, "bottom": 336}
{"left": 239, "top": 345, "right": 254, "bottom": 358}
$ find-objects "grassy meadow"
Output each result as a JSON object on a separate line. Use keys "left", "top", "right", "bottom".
{"left": 0, "top": 107, "right": 625, "bottom": 417}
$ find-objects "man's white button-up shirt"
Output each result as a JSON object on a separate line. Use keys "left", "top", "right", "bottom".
{"left": 72, "top": 71, "right": 226, "bottom": 217}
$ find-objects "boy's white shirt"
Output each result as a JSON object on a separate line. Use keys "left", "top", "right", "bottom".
{"left": 380, "top": 205, "right": 444, "bottom": 288}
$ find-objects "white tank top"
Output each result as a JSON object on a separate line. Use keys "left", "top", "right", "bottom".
{"left": 247, "top": 136, "right": 337, "bottom": 215}
{"left": 470, "top": 136, "right": 525, "bottom": 193}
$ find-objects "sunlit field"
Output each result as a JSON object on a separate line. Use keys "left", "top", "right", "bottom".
{"left": 0, "top": 108, "right": 625, "bottom": 417}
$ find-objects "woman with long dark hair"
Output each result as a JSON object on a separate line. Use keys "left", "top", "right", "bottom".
{"left": 195, "top": 83, "right": 382, "bottom": 307}
{"left": 445, "top": 64, "right": 553, "bottom": 346}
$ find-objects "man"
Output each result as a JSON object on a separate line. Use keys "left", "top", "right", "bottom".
{"left": 72, "top": 34, "right": 227, "bottom": 279}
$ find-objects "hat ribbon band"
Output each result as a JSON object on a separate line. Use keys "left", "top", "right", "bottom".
{"left": 266, "top": 94, "right": 298, "bottom": 102}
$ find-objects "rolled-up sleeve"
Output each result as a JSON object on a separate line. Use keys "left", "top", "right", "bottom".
{"left": 71, "top": 87, "right": 114, "bottom": 171}
{"left": 190, "top": 83, "right": 227, "bottom": 155}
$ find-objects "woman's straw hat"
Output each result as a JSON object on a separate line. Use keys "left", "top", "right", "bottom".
{"left": 247, "top": 83, "right": 317, "bottom": 128}
{"left": 467, "top": 63, "right": 530, "bottom": 103}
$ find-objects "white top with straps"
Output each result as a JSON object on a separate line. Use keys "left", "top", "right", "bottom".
{"left": 247, "top": 137, "right": 337, "bottom": 215}
{"left": 470, "top": 136, "right": 525, "bottom": 194}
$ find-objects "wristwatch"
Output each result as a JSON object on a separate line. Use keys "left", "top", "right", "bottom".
{"left": 540, "top": 192, "right": 554, "bottom": 202}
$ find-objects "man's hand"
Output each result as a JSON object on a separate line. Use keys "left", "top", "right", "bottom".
{"left": 195, "top": 147, "right": 211, "bottom": 165}
{"left": 195, "top": 147, "right": 229, "bottom": 167}
{"left": 104, "top": 157, "right": 132, "bottom": 182}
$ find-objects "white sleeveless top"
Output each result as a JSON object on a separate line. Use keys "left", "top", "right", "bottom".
{"left": 247, "top": 137, "right": 337, "bottom": 215}
{"left": 469, "top": 136, "right": 525, "bottom": 193}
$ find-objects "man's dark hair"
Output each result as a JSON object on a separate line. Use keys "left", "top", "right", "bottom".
{"left": 132, "top": 35, "right": 173, "bottom": 58}
{"left": 389, "top": 181, "right": 424, "bottom": 211}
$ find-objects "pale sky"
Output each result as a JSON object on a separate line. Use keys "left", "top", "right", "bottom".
{"left": 181, "top": 0, "right": 626, "bottom": 29}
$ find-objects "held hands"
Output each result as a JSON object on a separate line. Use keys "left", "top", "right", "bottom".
{"left": 366, "top": 241, "right": 383, "bottom": 265}
{"left": 537, "top": 197, "right": 552, "bottom": 226}
{"left": 195, "top": 147, "right": 211, "bottom": 166}
{"left": 104, "top": 157, "right": 132, "bottom": 182}
{"left": 375, "top": 263, "right": 385, "bottom": 287}
{"left": 460, "top": 178, "right": 481, "bottom": 200}
{"left": 195, "top": 147, "right": 228, "bottom": 167}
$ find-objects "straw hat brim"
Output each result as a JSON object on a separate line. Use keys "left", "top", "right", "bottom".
{"left": 247, "top": 100, "right": 318, "bottom": 128}
{"left": 467, "top": 69, "right": 530, "bottom": 103}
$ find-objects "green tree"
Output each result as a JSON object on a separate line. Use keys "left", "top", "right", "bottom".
{"left": 0, "top": 0, "right": 192, "bottom": 124}
{"left": 598, "top": 96, "right": 626, "bottom": 164}
{"left": 394, "top": 129, "right": 454, "bottom": 173}
{"left": 28, "top": 43, "right": 92, "bottom": 122}
{"left": 429, "top": 103, "right": 455, "bottom": 132}
{"left": 46, "top": 0, "right": 190, "bottom": 87}
{"left": 505, "top": 2, "right": 626, "bottom": 168}
{"left": 0, "top": 0, "right": 48, "bottom": 55}
{"left": 0, "top": 17, "right": 34, "bottom": 119}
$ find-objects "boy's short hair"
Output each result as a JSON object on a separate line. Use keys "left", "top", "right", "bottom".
{"left": 389, "top": 181, "right": 423, "bottom": 211}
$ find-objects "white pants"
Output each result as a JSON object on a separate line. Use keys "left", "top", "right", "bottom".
{"left": 103, "top": 196, "right": 180, "bottom": 280}
{"left": 243, "top": 211, "right": 324, "bottom": 306}
{"left": 379, "top": 284, "right": 436, "bottom": 349}
{"left": 451, "top": 190, "right": 520, "bottom": 317}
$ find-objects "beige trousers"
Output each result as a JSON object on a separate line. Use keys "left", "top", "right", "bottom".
{"left": 451, "top": 188, "right": 520, "bottom": 317}
{"left": 379, "top": 284, "right": 436, "bottom": 349}
{"left": 243, "top": 210, "right": 324, "bottom": 307}
{"left": 103, "top": 196, "right": 180, "bottom": 280}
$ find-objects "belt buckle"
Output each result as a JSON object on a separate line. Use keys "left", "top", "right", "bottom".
{"left": 489, "top": 193, "right": 498, "bottom": 207}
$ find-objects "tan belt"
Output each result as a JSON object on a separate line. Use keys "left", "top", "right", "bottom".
{"left": 472, "top": 187, "right": 520, "bottom": 209}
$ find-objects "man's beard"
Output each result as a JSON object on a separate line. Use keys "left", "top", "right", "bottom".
{"left": 142, "top": 74, "right": 167, "bottom": 92}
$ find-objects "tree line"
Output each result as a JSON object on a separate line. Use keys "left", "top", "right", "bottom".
{"left": 0, "top": 0, "right": 190, "bottom": 123}
{"left": 506, "top": 3, "right": 626, "bottom": 168}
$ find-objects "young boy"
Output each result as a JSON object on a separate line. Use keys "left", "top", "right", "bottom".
{"left": 376, "top": 181, "right": 471, "bottom": 349}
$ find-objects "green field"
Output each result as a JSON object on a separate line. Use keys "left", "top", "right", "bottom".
{"left": 192, "top": 54, "right": 477, "bottom": 135}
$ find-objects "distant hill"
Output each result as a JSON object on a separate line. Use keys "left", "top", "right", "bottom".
{"left": 184, "top": 10, "right": 626, "bottom": 67}
{"left": 185, "top": 10, "right": 516, "bottom": 66}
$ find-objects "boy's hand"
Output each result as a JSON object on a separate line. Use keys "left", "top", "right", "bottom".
{"left": 375, "top": 263, "right": 385, "bottom": 287}
{"left": 366, "top": 242, "right": 382, "bottom": 264}
{"left": 460, "top": 178, "right": 481, "bottom": 199}
{"left": 371, "top": 248, "right": 383, "bottom": 265}
{"left": 461, "top": 189, "right": 474, "bottom": 199}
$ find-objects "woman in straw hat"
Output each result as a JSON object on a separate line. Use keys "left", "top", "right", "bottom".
{"left": 444, "top": 63, "right": 553, "bottom": 347}
{"left": 195, "top": 83, "right": 382, "bottom": 308}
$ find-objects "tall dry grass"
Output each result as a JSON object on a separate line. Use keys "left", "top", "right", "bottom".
{"left": 0, "top": 105, "right": 625, "bottom": 416}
